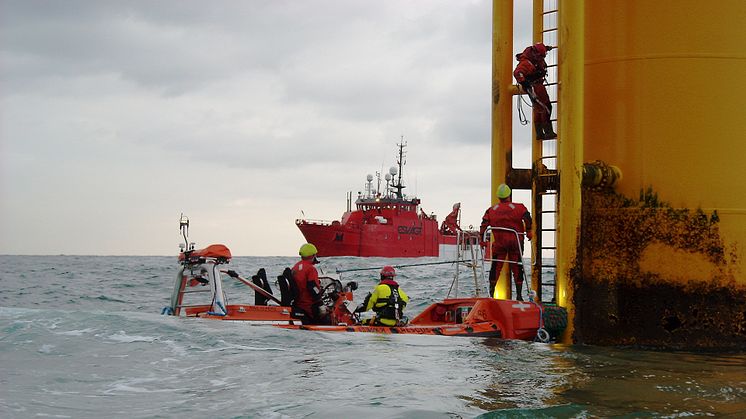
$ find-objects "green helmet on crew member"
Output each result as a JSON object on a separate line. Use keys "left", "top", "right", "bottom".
{"left": 496, "top": 183, "right": 512, "bottom": 200}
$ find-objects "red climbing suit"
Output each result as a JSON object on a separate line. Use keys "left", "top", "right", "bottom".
{"left": 514, "top": 43, "right": 555, "bottom": 139}
{"left": 480, "top": 201, "right": 533, "bottom": 298}
{"left": 291, "top": 258, "right": 321, "bottom": 319}
{"left": 441, "top": 203, "right": 461, "bottom": 235}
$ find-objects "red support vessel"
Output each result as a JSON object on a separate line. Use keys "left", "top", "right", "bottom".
{"left": 296, "top": 142, "right": 475, "bottom": 257}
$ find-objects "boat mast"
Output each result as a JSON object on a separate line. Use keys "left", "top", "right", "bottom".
{"left": 393, "top": 139, "right": 406, "bottom": 199}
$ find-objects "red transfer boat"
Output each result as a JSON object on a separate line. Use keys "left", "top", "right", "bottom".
{"left": 295, "top": 142, "right": 477, "bottom": 258}
{"left": 163, "top": 216, "right": 566, "bottom": 341}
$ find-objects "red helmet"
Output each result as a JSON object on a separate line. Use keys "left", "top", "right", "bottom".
{"left": 533, "top": 43, "right": 547, "bottom": 56}
{"left": 380, "top": 265, "right": 396, "bottom": 279}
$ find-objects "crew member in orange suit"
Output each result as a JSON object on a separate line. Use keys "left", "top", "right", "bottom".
{"left": 440, "top": 202, "right": 462, "bottom": 235}
{"left": 514, "top": 42, "right": 557, "bottom": 140}
{"left": 479, "top": 184, "right": 533, "bottom": 301}
{"left": 292, "top": 243, "right": 325, "bottom": 324}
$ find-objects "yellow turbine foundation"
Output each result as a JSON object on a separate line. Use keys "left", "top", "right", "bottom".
{"left": 491, "top": 0, "right": 746, "bottom": 349}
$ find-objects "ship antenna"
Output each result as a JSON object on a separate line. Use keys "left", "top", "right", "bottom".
{"left": 393, "top": 138, "right": 407, "bottom": 199}
{"left": 179, "top": 213, "right": 190, "bottom": 252}
{"left": 376, "top": 170, "right": 382, "bottom": 197}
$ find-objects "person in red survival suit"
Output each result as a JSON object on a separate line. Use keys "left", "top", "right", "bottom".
{"left": 514, "top": 42, "right": 557, "bottom": 141}
{"left": 440, "top": 202, "right": 462, "bottom": 235}
{"left": 291, "top": 243, "right": 326, "bottom": 324}
{"left": 479, "top": 184, "right": 533, "bottom": 301}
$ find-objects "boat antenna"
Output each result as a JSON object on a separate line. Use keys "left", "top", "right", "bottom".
{"left": 393, "top": 138, "right": 406, "bottom": 199}
{"left": 179, "top": 213, "right": 190, "bottom": 252}
{"left": 366, "top": 173, "right": 374, "bottom": 198}
{"left": 375, "top": 170, "right": 381, "bottom": 197}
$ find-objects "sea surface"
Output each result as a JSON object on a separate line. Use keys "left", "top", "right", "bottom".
{"left": 1, "top": 255, "right": 745, "bottom": 418}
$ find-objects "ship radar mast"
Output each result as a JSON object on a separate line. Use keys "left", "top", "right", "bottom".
{"left": 365, "top": 174, "right": 374, "bottom": 198}
{"left": 392, "top": 140, "right": 407, "bottom": 199}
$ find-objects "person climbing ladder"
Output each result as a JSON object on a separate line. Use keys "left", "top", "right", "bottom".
{"left": 514, "top": 42, "right": 556, "bottom": 140}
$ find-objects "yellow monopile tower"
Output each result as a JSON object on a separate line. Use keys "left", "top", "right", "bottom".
{"left": 492, "top": 0, "right": 746, "bottom": 349}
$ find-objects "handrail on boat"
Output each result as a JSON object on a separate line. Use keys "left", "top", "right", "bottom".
{"left": 482, "top": 226, "right": 529, "bottom": 265}
{"left": 295, "top": 218, "right": 334, "bottom": 226}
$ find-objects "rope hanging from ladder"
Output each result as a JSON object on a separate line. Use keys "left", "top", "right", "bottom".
{"left": 516, "top": 87, "right": 533, "bottom": 126}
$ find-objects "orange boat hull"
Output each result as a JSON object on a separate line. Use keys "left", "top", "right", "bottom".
{"left": 278, "top": 298, "right": 543, "bottom": 340}
{"left": 276, "top": 322, "right": 502, "bottom": 337}
{"left": 182, "top": 298, "right": 546, "bottom": 341}
{"left": 186, "top": 304, "right": 295, "bottom": 323}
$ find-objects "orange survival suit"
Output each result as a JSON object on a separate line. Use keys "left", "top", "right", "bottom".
{"left": 480, "top": 201, "right": 533, "bottom": 300}
{"left": 514, "top": 43, "right": 556, "bottom": 140}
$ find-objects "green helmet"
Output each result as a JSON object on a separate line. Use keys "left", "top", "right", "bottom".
{"left": 299, "top": 243, "right": 318, "bottom": 258}
{"left": 496, "top": 183, "right": 512, "bottom": 199}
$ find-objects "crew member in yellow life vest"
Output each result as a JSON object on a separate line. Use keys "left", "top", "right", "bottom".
{"left": 355, "top": 266, "right": 410, "bottom": 326}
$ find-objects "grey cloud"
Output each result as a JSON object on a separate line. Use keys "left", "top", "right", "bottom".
{"left": 1, "top": 0, "right": 523, "bottom": 255}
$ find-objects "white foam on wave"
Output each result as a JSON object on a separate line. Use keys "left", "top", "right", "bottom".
{"left": 103, "top": 375, "right": 189, "bottom": 395}
{"left": 106, "top": 383, "right": 152, "bottom": 394}
{"left": 38, "top": 344, "right": 56, "bottom": 353}
{"left": 56, "top": 328, "right": 96, "bottom": 336}
{"left": 162, "top": 339, "right": 188, "bottom": 356}
{"left": 108, "top": 330, "right": 156, "bottom": 343}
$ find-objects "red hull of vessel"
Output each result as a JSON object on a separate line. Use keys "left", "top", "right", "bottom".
{"left": 296, "top": 218, "right": 458, "bottom": 257}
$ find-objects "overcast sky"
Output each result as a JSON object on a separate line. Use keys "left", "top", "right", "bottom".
{"left": 0, "top": 0, "right": 533, "bottom": 256}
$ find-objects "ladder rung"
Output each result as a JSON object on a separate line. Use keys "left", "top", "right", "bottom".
{"left": 541, "top": 246, "right": 557, "bottom": 250}
{"left": 542, "top": 9, "right": 558, "bottom": 15}
{"left": 546, "top": 64, "right": 558, "bottom": 68}
{"left": 542, "top": 28, "right": 558, "bottom": 33}
{"left": 541, "top": 228, "right": 557, "bottom": 232}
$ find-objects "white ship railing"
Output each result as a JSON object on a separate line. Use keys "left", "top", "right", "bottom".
{"left": 295, "top": 218, "right": 334, "bottom": 226}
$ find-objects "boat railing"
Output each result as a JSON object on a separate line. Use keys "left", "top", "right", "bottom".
{"left": 295, "top": 218, "right": 334, "bottom": 226}
{"left": 448, "top": 230, "right": 487, "bottom": 298}
{"left": 482, "top": 227, "right": 529, "bottom": 265}
{"left": 168, "top": 262, "right": 228, "bottom": 316}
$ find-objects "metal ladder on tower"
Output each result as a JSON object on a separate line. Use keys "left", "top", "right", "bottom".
{"left": 532, "top": 0, "right": 559, "bottom": 303}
